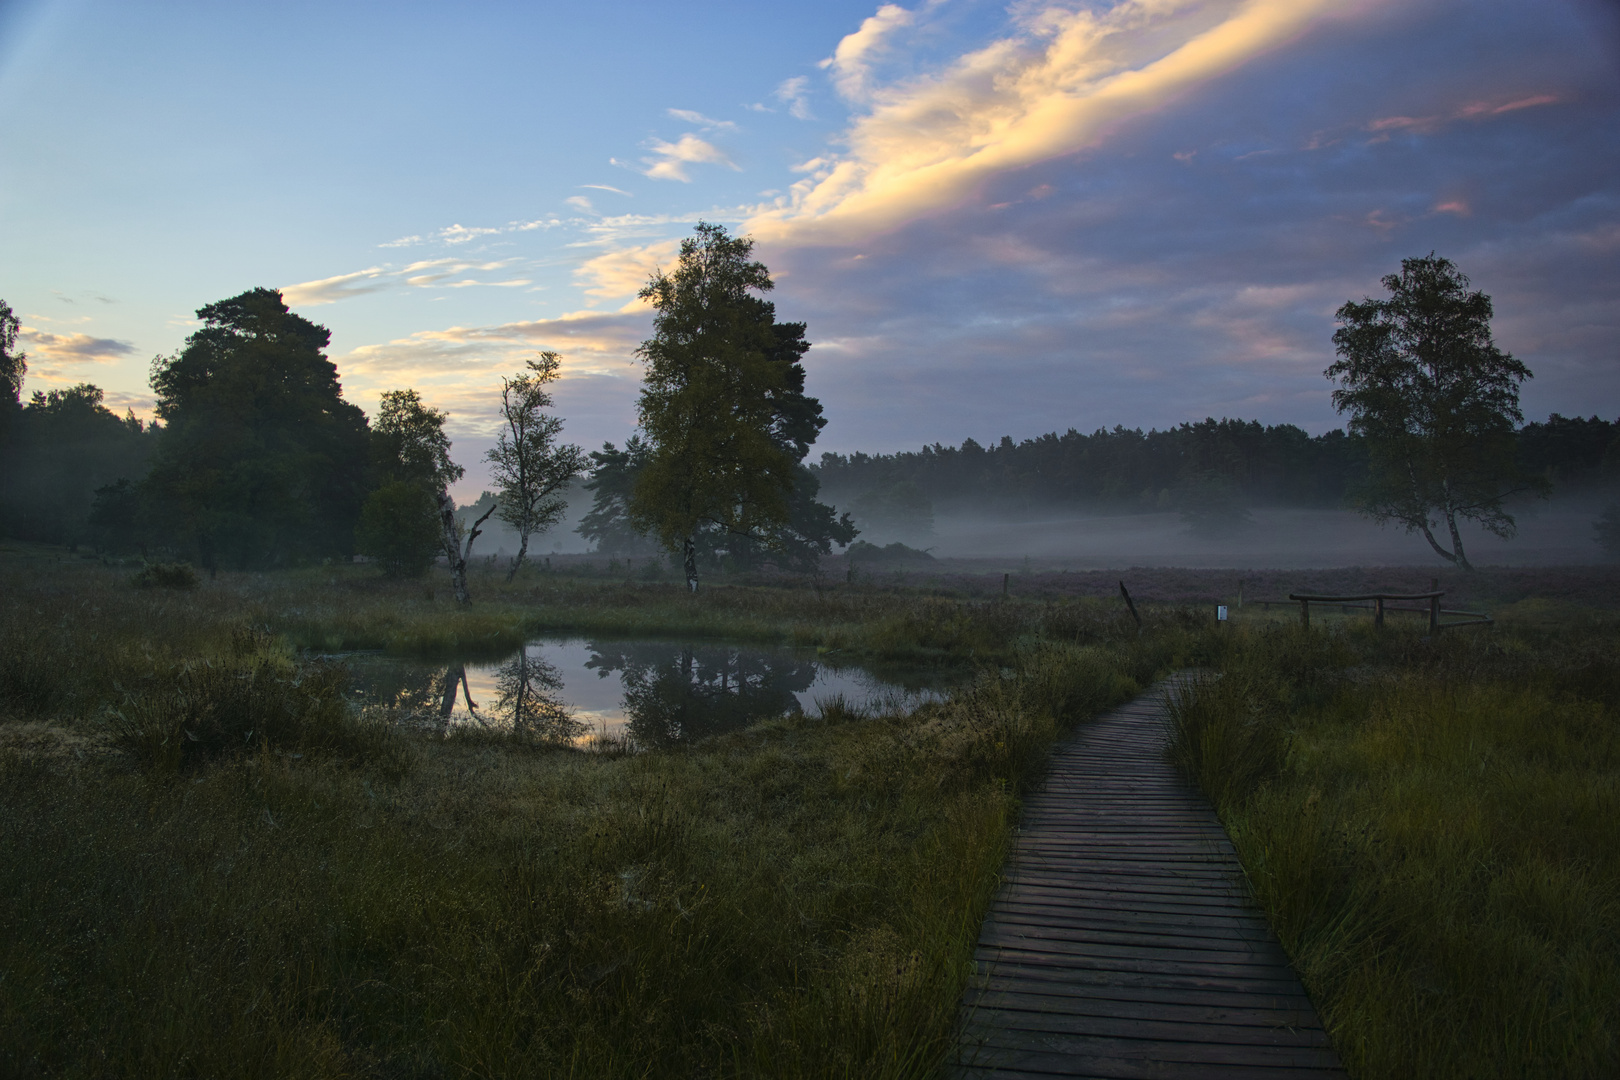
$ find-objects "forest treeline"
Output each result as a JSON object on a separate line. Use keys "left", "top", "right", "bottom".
{"left": 811, "top": 414, "right": 1620, "bottom": 533}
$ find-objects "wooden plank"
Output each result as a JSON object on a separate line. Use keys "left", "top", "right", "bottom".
{"left": 966, "top": 986, "right": 1327, "bottom": 1029}
{"left": 964, "top": 1028, "right": 1343, "bottom": 1069}
{"left": 951, "top": 677, "right": 1344, "bottom": 1077}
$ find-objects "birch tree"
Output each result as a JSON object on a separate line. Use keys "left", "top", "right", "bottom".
{"left": 486, "top": 352, "right": 586, "bottom": 581}
{"left": 1328, "top": 255, "right": 1542, "bottom": 570}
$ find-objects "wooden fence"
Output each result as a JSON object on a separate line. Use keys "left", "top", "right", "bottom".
{"left": 1249, "top": 589, "right": 1491, "bottom": 632}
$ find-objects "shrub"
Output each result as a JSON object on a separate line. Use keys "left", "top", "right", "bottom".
{"left": 357, "top": 481, "right": 442, "bottom": 579}
{"left": 131, "top": 561, "right": 198, "bottom": 590}
{"left": 105, "top": 657, "right": 380, "bottom": 772}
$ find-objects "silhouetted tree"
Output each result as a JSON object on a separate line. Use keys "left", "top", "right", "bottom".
{"left": 0, "top": 299, "right": 25, "bottom": 444}
{"left": 1328, "top": 255, "right": 1541, "bottom": 570}
{"left": 488, "top": 352, "right": 586, "bottom": 580}
{"left": 3, "top": 384, "right": 156, "bottom": 546}
{"left": 371, "top": 388, "right": 492, "bottom": 603}
{"left": 578, "top": 437, "right": 661, "bottom": 555}
{"left": 629, "top": 222, "right": 851, "bottom": 588}
{"left": 1595, "top": 505, "right": 1620, "bottom": 561}
{"left": 145, "top": 288, "right": 370, "bottom": 568}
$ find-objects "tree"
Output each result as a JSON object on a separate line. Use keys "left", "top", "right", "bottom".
{"left": 487, "top": 352, "right": 586, "bottom": 581}
{"left": 145, "top": 288, "right": 371, "bottom": 568}
{"left": 1327, "top": 255, "right": 1540, "bottom": 570}
{"left": 0, "top": 299, "right": 25, "bottom": 441}
{"left": 1595, "top": 504, "right": 1620, "bottom": 561}
{"left": 372, "top": 389, "right": 493, "bottom": 604}
{"left": 3, "top": 384, "right": 157, "bottom": 547}
{"left": 629, "top": 221, "right": 852, "bottom": 589}
{"left": 356, "top": 481, "right": 442, "bottom": 578}
{"left": 577, "top": 437, "right": 662, "bottom": 555}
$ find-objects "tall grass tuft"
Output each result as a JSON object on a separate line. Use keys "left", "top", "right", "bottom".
{"left": 1166, "top": 619, "right": 1620, "bottom": 1079}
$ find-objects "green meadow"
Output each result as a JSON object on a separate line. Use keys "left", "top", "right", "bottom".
{"left": 2, "top": 547, "right": 1616, "bottom": 1077}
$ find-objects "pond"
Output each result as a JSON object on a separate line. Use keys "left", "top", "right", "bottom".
{"left": 339, "top": 638, "right": 968, "bottom": 749}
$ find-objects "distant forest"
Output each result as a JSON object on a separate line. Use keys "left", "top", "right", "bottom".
{"left": 811, "top": 416, "right": 1620, "bottom": 541}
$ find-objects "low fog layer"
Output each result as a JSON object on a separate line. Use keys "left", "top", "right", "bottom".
{"left": 924, "top": 502, "right": 1605, "bottom": 569}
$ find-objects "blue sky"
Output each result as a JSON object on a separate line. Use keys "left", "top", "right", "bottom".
{"left": 3, "top": 0, "right": 1617, "bottom": 499}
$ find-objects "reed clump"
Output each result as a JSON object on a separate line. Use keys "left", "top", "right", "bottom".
{"left": 1167, "top": 616, "right": 1620, "bottom": 1079}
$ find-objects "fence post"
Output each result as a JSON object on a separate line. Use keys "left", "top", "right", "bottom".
{"left": 1375, "top": 596, "right": 1385, "bottom": 629}
{"left": 1300, "top": 598, "right": 1310, "bottom": 629}
{"left": 1429, "top": 577, "right": 1440, "bottom": 634}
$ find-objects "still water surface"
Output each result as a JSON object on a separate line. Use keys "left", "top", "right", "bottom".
{"left": 342, "top": 638, "right": 965, "bottom": 748}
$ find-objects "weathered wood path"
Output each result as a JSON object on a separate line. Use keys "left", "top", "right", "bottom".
{"left": 953, "top": 676, "right": 1346, "bottom": 1078}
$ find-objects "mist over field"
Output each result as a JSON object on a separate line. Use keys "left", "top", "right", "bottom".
{"left": 922, "top": 500, "right": 1606, "bottom": 569}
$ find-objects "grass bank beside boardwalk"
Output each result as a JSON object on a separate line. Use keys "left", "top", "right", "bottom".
{"left": 0, "top": 550, "right": 1204, "bottom": 1078}
{"left": 1168, "top": 611, "right": 1620, "bottom": 1079}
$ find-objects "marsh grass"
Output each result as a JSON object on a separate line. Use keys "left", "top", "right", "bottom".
{"left": 0, "top": 550, "right": 1195, "bottom": 1079}
{"left": 1167, "top": 618, "right": 1620, "bottom": 1079}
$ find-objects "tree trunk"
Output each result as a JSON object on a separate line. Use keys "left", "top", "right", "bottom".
{"left": 1444, "top": 507, "right": 1473, "bottom": 571}
{"left": 506, "top": 530, "right": 531, "bottom": 583}
{"left": 438, "top": 492, "right": 499, "bottom": 605}
{"left": 683, "top": 536, "right": 699, "bottom": 593}
{"left": 1417, "top": 521, "right": 1460, "bottom": 566}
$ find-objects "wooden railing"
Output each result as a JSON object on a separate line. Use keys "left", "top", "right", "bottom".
{"left": 1266, "top": 590, "right": 1492, "bottom": 632}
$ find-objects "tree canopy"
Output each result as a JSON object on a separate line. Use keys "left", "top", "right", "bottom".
{"left": 627, "top": 222, "right": 851, "bottom": 587}
{"left": 1328, "top": 254, "right": 1539, "bottom": 569}
{"left": 145, "top": 288, "right": 371, "bottom": 568}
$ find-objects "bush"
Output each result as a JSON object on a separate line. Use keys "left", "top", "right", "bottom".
{"left": 131, "top": 561, "right": 198, "bottom": 590}
{"left": 106, "top": 656, "right": 380, "bottom": 772}
{"left": 357, "top": 481, "right": 442, "bottom": 578}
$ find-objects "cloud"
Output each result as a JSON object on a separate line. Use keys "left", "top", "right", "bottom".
{"left": 640, "top": 134, "right": 739, "bottom": 182}
{"left": 746, "top": 0, "right": 1357, "bottom": 246}
{"left": 575, "top": 240, "right": 682, "bottom": 300}
{"left": 566, "top": 195, "right": 595, "bottom": 212}
{"left": 282, "top": 258, "right": 524, "bottom": 306}
{"left": 775, "top": 75, "right": 813, "bottom": 120}
{"left": 378, "top": 218, "right": 561, "bottom": 249}
{"left": 580, "top": 183, "right": 632, "bottom": 196}
{"left": 337, "top": 309, "right": 654, "bottom": 442}
{"left": 666, "top": 108, "right": 737, "bottom": 131}
{"left": 18, "top": 327, "right": 137, "bottom": 364}
{"left": 819, "top": 2, "right": 916, "bottom": 102}
{"left": 1364, "top": 92, "right": 1560, "bottom": 139}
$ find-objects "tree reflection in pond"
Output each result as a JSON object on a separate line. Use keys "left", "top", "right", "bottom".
{"left": 584, "top": 641, "right": 818, "bottom": 748}
{"left": 492, "top": 648, "right": 581, "bottom": 743}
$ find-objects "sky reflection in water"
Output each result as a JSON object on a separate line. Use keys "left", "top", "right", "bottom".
{"left": 344, "top": 639, "right": 961, "bottom": 748}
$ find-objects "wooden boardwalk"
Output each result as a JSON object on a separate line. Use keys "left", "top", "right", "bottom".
{"left": 953, "top": 677, "right": 1346, "bottom": 1079}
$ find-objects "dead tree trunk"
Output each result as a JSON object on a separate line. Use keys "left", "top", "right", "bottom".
{"left": 438, "top": 492, "right": 499, "bottom": 605}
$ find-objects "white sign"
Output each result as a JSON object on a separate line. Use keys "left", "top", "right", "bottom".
{"left": 1217, "top": 605, "right": 1229, "bottom": 621}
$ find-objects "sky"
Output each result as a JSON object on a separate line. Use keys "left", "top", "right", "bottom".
{"left": 3, "top": 0, "right": 1617, "bottom": 501}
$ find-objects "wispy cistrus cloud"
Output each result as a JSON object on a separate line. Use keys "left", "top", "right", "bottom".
{"left": 819, "top": 2, "right": 916, "bottom": 102}
{"left": 1364, "top": 93, "right": 1559, "bottom": 140}
{"left": 18, "top": 327, "right": 136, "bottom": 364}
{"left": 746, "top": 0, "right": 1359, "bottom": 246}
{"left": 281, "top": 258, "right": 529, "bottom": 307}
{"left": 580, "top": 183, "right": 632, "bottom": 196}
{"left": 640, "top": 134, "right": 738, "bottom": 182}
{"left": 775, "top": 76, "right": 813, "bottom": 120}
{"left": 667, "top": 108, "right": 737, "bottom": 131}
{"left": 380, "top": 218, "right": 560, "bottom": 249}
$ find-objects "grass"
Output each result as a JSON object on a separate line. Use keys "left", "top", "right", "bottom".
{"left": 0, "top": 549, "right": 1202, "bottom": 1078}
{"left": 1166, "top": 613, "right": 1620, "bottom": 1079}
